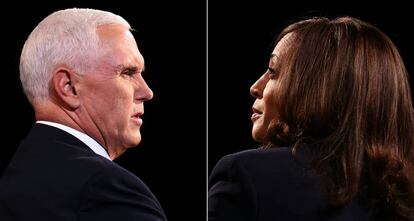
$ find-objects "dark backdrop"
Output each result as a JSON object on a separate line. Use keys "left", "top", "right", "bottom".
{"left": 1, "top": 1, "right": 206, "bottom": 220}
{"left": 3, "top": 1, "right": 414, "bottom": 219}
{"left": 208, "top": 2, "right": 414, "bottom": 173}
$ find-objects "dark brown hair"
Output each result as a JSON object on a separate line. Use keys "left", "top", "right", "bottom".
{"left": 266, "top": 17, "right": 414, "bottom": 220}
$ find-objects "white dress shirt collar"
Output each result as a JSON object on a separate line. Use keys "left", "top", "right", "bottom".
{"left": 36, "top": 121, "right": 111, "bottom": 161}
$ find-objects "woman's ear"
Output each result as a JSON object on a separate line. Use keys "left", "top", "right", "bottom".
{"left": 50, "top": 68, "right": 80, "bottom": 109}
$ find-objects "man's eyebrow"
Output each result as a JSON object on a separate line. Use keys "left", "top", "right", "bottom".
{"left": 115, "top": 64, "right": 145, "bottom": 73}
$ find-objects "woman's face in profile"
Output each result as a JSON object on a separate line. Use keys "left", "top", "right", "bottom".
{"left": 250, "top": 34, "right": 291, "bottom": 143}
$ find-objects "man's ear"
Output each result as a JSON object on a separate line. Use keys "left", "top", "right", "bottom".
{"left": 50, "top": 68, "right": 81, "bottom": 109}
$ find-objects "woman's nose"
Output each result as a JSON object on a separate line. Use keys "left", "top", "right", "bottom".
{"left": 250, "top": 74, "right": 266, "bottom": 99}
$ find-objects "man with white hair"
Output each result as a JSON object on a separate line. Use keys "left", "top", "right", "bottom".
{"left": 0, "top": 8, "right": 167, "bottom": 220}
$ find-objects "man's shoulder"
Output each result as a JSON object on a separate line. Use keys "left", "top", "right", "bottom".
{"left": 51, "top": 147, "right": 145, "bottom": 190}
{"left": 2, "top": 123, "right": 144, "bottom": 194}
{"left": 88, "top": 157, "right": 145, "bottom": 186}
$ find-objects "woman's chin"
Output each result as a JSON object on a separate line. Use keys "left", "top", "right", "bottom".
{"left": 252, "top": 128, "right": 266, "bottom": 143}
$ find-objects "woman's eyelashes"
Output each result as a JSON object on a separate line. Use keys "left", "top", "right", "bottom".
{"left": 267, "top": 67, "right": 278, "bottom": 79}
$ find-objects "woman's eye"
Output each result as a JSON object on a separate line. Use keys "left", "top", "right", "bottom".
{"left": 267, "top": 68, "right": 277, "bottom": 79}
{"left": 268, "top": 73, "right": 277, "bottom": 79}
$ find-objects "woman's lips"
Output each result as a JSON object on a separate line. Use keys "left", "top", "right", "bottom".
{"left": 251, "top": 107, "right": 262, "bottom": 121}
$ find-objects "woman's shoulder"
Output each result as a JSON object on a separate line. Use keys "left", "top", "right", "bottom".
{"left": 209, "top": 147, "right": 329, "bottom": 220}
{"left": 216, "top": 147, "right": 305, "bottom": 170}
{"left": 211, "top": 146, "right": 319, "bottom": 184}
{"left": 228, "top": 146, "right": 292, "bottom": 158}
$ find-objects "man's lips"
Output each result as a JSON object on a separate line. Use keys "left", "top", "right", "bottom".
{"left": 131, "top": 112, "right": 143, "bottom": 125}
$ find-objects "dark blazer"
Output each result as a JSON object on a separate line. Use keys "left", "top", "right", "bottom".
{"left": 209, "top": 147, "right": 372, "bottom": 221}
{"left": 0, "top": 123, "right": 167, "bottom": 220}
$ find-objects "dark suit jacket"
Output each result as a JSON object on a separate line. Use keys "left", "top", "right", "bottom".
{"left": 0, "top": 123, "right": 167, "bottom": 220}
{"left": 209, "top": 147, "right": 372, "bottom": 221}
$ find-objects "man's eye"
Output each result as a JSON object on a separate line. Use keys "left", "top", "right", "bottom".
{"left": 122, "top": 70, "right": 136, "bottom": 76}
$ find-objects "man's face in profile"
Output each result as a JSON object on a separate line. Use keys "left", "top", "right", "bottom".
{"left": 77, "top": 24, "right": 153, "bottom": 158}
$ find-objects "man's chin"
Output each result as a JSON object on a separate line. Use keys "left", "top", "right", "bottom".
{"left": 127, "top": 134, "right": 142, "bottom": 147}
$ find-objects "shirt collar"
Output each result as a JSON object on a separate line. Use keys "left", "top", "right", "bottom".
{"left": 36, "top": 121, "right": 111, "bottom": 161}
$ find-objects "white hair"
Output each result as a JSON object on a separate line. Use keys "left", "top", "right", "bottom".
{"left": 20, "top": 8, "right": 131, "bottom": 104}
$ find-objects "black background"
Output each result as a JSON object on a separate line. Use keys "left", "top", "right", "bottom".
{"left": 208, "top": 2, "right": 413, "bottom": 173}
{"left": 2, "top": 1, "right": 414, "bottom": 220}
{"left": 1, "top": 1, "right": 206, "bottom": 220}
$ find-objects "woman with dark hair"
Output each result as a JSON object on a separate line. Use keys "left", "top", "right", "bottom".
{"left": 209, "top": 17, "right": 414, "bottom": 221}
